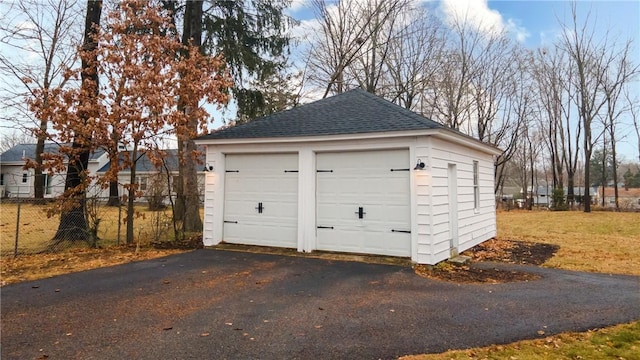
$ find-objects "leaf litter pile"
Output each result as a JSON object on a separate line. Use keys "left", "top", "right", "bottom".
{"left": 415, "top": 239, "right": 559, "bottom": 283}
{"left": 1, "top": 246, "right": 185, "bottom": 286}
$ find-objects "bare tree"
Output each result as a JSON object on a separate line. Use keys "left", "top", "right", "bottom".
{"left": 424, "top": 12, "right": 487, "bottom": 130}
{"left": 383, "top": 8, "right": 446, "bottom": 111}
{"left": 0, "top": 131, "right": 34, "bottom": 153}
{"left": 345, "top": 0, "right": 409, "bottom": 95}
{"left": 306, "top": 0, "right": 407, "bottom": 98}
{"left": 558, "top": 4, "right": 636, "bottom": 212}
{"left": 532, "top": 47, "right": 568, "bottom": 195}
{"left": 625, "top": 89, "right": 640, "bottom": 163}
{"left": 0, "top": 0, "right": 82, "bottom": 198}
{"left": 600, "top": 46, "right": 639, "bottom": 209}
{"left": 493, "top": 51, "right": 533, "bottom": 195}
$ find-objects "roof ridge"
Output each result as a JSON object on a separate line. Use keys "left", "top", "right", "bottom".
{"left": 197, "top": 89, "right": 447, "bottom": 140}
{"left": 351, "top": 89, "right": 442, "bottom": 128}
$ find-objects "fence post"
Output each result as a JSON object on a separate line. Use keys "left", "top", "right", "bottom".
{"left": 14, "top": 199, "right": 21, "bottom": 258}
{"left": 117, "top": 202, "right": 122, "bottom": 246}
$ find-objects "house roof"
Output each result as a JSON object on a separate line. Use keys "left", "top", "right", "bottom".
{"left": 197, "top": 88, "right": 446, "bottom": 140}
{"left": 0, "top": 143, "right": 106, "bottom": 163}
{"left": 97, "top": 148, "right": 205, "bottom": 173}
{"left": 599, "top": 187, "right": 640, "bottom": 197}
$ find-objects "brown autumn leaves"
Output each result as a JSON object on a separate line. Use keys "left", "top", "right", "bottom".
{"left": 26, "top": 1, "right": 232, "bottom": 207}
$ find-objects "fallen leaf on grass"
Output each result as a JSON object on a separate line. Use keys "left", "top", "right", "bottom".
{"left": 162, "top": 327, "right": 173, "bottom": 331}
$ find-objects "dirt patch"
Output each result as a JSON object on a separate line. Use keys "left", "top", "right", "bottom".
{"left": 415, "top": 263, "right": 540, "bottom": 283}
{"left": 466, "top": 238, "right": 559, "bottom": 265}
{"left": 415, "top": 239, "right": 558, "bottom": 283}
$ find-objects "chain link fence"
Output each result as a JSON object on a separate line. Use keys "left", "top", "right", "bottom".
{"left": 1, "top": 197, "right": 185, "bottom": 257}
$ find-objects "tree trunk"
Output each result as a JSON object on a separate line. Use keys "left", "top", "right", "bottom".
{"left": 53, "top": 145, "right": 92, "bottom": 241}
{"left": 584, "top": 127, "right": 592, "bottom": 213}
{"left": 107, "top": 180, "right": 119, "bottom": 206}
{"left": 567, "top": 172, "right": 575, "bottom": 209}
{"left": 34, "top": 94, "right": 50, "bottom": 200}
{"left": 34, "top": 140, "right": 45, "bottom": 199}
{"left": 126, "top": 145, "right": 137, "bottom": 245}
{"left": 584, "top": 165, "right": 591, "bottom": 212}
{"left": 611, "top": 139, "right": 619, "bottom": 210}
{"left": 53, "top": 0, "right": 102, "bottom": 242}
{"left": 176, "top": 0, "right": 204, "bottom": 233}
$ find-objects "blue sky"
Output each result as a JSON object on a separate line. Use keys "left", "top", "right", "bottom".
{"left": 287, "top": 0, "right": 639, "bottom": 50}
{"left": 1, "top": 0, "right": 639, "bottom": 161}
{"left": 283, "top": 0, "right": 640, "bottom": 162}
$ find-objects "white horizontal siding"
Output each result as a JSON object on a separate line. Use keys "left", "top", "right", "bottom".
{"left": 427, "top": 137, "right": 496, "bottom": 264}
{"left": 414, "top": 138, "right": 432, "bottom": 262}
{"left": 198, "top": 133, "right": 496, "bottom": 265}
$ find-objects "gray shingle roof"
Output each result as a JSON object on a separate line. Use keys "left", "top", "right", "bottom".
{"left": 197, "top": 88, "right": 444, "bottom": 140}
{"left": 97, "top": 148, "right": 206, "bottom": 173}
{"left": 0, "top": 143, "right": 106, "bottom": 162}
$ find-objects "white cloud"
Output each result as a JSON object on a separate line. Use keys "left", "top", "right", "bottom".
{"left": 286, "top": 0, "right": 310, "bottom": 13}
{"left": 505, "top": 18, "right": 530, "bottom": 42}
{"left": 288, "top": 17, "right": 322, "bottom": 42}
{"left": 439, "top": 0, "right": 529, "bottom": 42}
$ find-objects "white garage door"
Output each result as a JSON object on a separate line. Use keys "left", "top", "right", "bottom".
{"left": 223, "top": 154, "right": 298, "bottom": 248}
{"left": 316, "top": 149, "right": 411, "bottom": 257}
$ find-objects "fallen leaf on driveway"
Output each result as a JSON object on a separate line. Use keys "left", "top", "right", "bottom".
{"left": 314, "top": 325, "right": 322, "bottom": 329}
{"left": 162, "top": 327, "right": 173, "bottom": 331}
{"left": 200, "top": 332, "right": 210, "bottom": 337}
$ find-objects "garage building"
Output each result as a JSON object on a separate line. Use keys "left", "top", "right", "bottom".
{"left": 195, "top": 89, "right": 501, "bottom": 264}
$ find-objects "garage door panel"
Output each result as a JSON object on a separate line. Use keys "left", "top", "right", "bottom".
{"left": 223, "top": 154, "right": 298, "bottom": 248}
{"left": 316, "top": 149, "right": 411, "bottom": 257}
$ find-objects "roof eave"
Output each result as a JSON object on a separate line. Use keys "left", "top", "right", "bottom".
{"left": 433, "top": 128, "right": 503, "bottom": 156}
{"left": 194, "top": 129, "right": 441, "bottom": 145}
{"left": 195, "top": 128, "right": 503, "bottom": 156}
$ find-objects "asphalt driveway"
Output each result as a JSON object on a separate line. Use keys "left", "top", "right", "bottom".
{"left": 2, "top": 249, "right": 639, "bottom": 360}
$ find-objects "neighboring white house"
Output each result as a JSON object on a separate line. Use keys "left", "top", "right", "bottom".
{"left": 0, "top": 143, "right": 108, "bottom": 198}
{"left": 195, "top": 89, "right": 502, "bottom": 265}
{"left": 0, "top": 144, "right": 206, "bottom": 202}
{"left": 95, "top": 149, "right": 206, "bottom": 203}
{"left": 599, "top": 187, "right": 640, "bottom": 210}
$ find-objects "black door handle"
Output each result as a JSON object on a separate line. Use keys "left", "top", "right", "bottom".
{"left": 255, "top": 202, "right": 264, "bottom": 213}
{"left": 355, "top": 206, "right": 365, "bottom": 219}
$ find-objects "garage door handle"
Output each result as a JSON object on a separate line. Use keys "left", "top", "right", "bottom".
{"left": 355, "top": 207, "right": 366, "bottom": 219}
{"left": 255, "top": 202, "right": 264, "bottom": 214}
{"left": 391, "top": 229, "right": 411, "bottom": 233}
{"left": 317, "top": 226, "right": 334, "bottom": 229}
{"left": 224, "top": 220, "right": 238, "bottom": 224}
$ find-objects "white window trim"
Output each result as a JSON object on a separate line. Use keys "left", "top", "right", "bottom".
{"left": 473, "top": 161, "right": 479, "bottom": 213}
